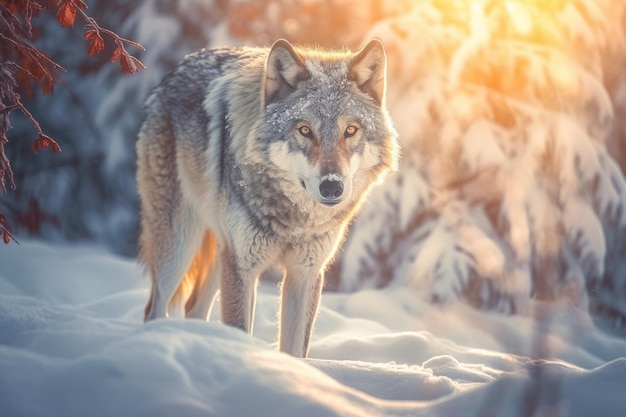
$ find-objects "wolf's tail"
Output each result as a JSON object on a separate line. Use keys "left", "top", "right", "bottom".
{"left": 144, "top": 231, "right": 218, "bottom": 319}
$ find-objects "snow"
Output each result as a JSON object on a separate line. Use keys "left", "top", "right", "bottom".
{"left": 1, "top": 240, "right": 625, "bottom": 416}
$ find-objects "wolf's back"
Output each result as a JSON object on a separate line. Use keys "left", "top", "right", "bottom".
{"left": 145, "top": 47, "right": 265, "bottom": 139}
{"left": 141, "top": 47, "right": 268, "bottom": 194}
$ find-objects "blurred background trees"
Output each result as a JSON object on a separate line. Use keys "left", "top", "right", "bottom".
{"left": 2, "top": 0, "right": 626, "bottom": 333}
{"left": 0, "top": 0, "right": 144, "bottom": 246}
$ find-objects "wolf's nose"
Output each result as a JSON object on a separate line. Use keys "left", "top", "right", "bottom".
{"left": 320, "top": 179, "right": 344, "bottom": 199}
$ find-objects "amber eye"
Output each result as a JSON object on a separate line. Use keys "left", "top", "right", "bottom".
{"left": 344, "top": 125, "right": 358, "bottom": 138}
{"left": 298, "top": 125, "right": 313, "bottom": 138}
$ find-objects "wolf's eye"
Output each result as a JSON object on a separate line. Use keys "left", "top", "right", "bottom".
{"left": 344, "top": 126, "right": 358, "bottom": 138}
{"left": 298, "top": 126, "right": 313, "bottom": 138}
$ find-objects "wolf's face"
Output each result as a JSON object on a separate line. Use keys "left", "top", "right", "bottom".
{"left": 261, "top": 40, "right": 399, "bottom": 208}
{"left": 287, "top": 117, "right": 363, "bottom": 207}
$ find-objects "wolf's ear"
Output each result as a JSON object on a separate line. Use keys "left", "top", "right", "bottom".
{"left": 348, "top": 40, "right": 387, "bottom": 105}
{"left": 263, "top": 39, "right": 309, "bottom": 107}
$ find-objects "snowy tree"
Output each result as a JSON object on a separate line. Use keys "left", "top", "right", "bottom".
{"left": 335, "top": 0, "right": 626, "bottom": 328}
{"left": 0, "top": 0, "right": 145, "bottom": 249}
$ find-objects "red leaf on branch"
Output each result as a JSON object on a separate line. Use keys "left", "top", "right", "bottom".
{"left": 3, "top": 0, "right": 22, "bottom": 13}
{"left": 85, "top": 30, "right": 105, "bottom": 56}
{"left": 111, "top": 44, "right": 145, "bottom": 75}
{"left": 16, "top": 70, "right": 34, "bottom": 97}
{"left": 19, "top": 55, "right": 45, "bottom": 81}
{"left": 120, "top": 54, "right": 136, "bottom": 74}
{"left": 56, "top": 2, "right": 77, "bottom": 27}
{"left": 0, "top": 212, "right": 15, "bottom": 245}
{"left": 111, "top": 47, "right": 122, "bottom": 63}
{"left": 42, "top": 76, "right": 54, "bottom": 94}
{"left": 32, "top": 134, "right": 61, "bottom": 153}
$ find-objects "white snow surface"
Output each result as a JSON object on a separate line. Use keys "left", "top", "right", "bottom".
{"left": 1, "top": 240, "right": 625, "bottom": 417}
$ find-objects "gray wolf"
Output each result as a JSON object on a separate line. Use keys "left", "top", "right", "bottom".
{"left": 137, "top": 39, "right": 399, "bottom": 357}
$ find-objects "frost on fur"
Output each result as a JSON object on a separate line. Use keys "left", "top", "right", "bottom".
{"left": 336, "top": 0, "right": 626, "bottom": 323}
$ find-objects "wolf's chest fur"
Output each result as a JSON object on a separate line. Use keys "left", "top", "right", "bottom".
{"left": 228, "top": 160, "right": 353, "bottom": 237}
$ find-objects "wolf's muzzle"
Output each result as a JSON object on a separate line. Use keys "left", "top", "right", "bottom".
{"left": 319, "top": 178, "right": 344, "bottom": 201}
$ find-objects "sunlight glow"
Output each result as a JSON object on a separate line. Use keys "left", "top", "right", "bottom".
{"left": 506, "top": 1, "right": 533, "bottom": 36}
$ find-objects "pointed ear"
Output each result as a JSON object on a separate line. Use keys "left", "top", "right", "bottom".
{"left": 263, "top": 39, "right": 309, "bottom": 107}
{"left": 348, "top": 39, "right": 387, "bottom": 105}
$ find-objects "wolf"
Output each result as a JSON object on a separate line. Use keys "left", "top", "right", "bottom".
{"left": 137, "top": 39, "right": 399, "bottom": 358}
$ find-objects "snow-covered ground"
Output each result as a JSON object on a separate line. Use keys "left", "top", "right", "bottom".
{"left": 0, "top": 240, "right": 625, "bottom": 416}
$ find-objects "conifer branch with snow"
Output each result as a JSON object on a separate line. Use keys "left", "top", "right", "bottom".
{"left": 337, "top": 0, "right": 626, "bottom": 327}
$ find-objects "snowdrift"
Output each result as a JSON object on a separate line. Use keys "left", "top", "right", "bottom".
{"left": 0, "top": 240, "right": 625, "bottom": 416}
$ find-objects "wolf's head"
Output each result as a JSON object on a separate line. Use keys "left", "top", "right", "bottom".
{"left": 261, "top": 39, "right": 399, "bottom": 209}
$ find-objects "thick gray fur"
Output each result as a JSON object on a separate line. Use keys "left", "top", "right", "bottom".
{"left": 137, "top": 39, "right": 399, "bottom": 358}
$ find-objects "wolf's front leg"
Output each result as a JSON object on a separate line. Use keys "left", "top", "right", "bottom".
{"left": 220, "top": 246, "right": 259, "bottom": 334}
{"left": 279, "top": 267, "right": 324, "bottom": 357}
